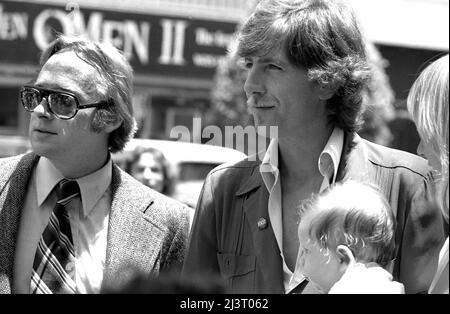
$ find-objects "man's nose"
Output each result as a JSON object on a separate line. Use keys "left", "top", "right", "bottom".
{"left": 143, "top": 167, "right": 154, "bottom": 179}
{"left": 243, "top": 67, "right": 265, "bottom": 98}
{"left": 33, "top": 97, "right": 52, "bottom": 118}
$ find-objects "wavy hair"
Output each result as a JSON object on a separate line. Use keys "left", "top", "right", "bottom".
{"left": 40, "top": 34, "right": 137, "bottom": 153}
{"left": 299, "top": 181, "right": 396, "bottom": 267}
{"left": 407, "top": 54, "right": 449, "bottom": 221}
{"left": 236, "top": 0, "right": 371, "bottom": 133}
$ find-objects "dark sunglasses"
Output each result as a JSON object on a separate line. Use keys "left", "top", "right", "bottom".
{"left": 20, "top": 85, "right": 108, "bottom": 120}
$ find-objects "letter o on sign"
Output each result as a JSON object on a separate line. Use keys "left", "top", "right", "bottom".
{"left": 33, "top": 9, "right": 73, "bottom": 50}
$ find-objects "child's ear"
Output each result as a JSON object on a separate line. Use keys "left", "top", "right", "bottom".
{"left": 336, "top": 245, "right": 356, "bottom": 266}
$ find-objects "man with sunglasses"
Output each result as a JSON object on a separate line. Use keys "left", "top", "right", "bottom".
{"left": 0, "top": 35, "right": 190, "bottom": 294}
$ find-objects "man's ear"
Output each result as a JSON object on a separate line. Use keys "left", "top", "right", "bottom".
{"left": 317, "top": 84, "right": 335, "bottom": 101}
{"left": 336, "top": 245, "right": 355, "bottom": 266}
{"left": 102, "top": 98, "right": 123, "bottom": 134}
{"left": 103, "top": 118, "right": 123, "bottom": 134}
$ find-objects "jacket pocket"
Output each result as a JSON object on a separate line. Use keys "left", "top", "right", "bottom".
{"left": 217, "top": 253, "right": 256, "bottom": 293}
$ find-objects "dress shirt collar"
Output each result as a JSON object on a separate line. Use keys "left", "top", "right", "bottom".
{"left": 260, "top": 137, "right": 279, "bottom": 189}
{"left": 36, "top": 157, "right": 64, "bottom": 207}
{"left": 36, "top": 156, "right": 112, "bottom": 217}
{"left": 318, "top": 127, "right": 344, "bottom": 185}
{"left": 259, "top": 127, "right": 344, "bottom": 184}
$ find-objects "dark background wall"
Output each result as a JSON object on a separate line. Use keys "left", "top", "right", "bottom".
{"left": 376, "top": 44, "right": 447, "bottom": 154}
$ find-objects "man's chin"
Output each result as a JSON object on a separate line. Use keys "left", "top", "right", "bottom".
{"left": 30, "top": 142, "right": 55, "bottom": 159}
{"left": 253, "top": 124, "right": 278, "bottom": 138}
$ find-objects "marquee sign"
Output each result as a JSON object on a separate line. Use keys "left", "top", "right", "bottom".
{"left": 0, "top": 0, "right": 238, "bottom": 79}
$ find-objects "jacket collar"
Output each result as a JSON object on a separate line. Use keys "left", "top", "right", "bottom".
{"left": 236, "top": 129, "right": 355, "bottom": 197}
{"left": 236, "top": 160, "right": 264, "bottom": 196}
{"left": 336, "top": 132, "right": 370, "bottom": 183}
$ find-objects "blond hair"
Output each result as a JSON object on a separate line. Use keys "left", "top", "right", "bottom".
{"left": 299, "top": 181, "right": 396, "bottom": 267}
{"left": 407, "top": 54, "right": 449, "bottom": 221}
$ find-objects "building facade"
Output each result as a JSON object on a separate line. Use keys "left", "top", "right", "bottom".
{"left": 0, "top": 0, "right": 247, "bottom": 144}
{"left": 0, "top": 0, "right": 448, "bottom": 155}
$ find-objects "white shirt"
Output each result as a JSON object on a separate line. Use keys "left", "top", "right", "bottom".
{"left": 328, "top": 262, "right": 405, "bottom": 294}
{"left": 259, "top": 127, "right": 344, "bottom": 293}
{"left": 14, "top": 157, "right": 112, "bottom": 294}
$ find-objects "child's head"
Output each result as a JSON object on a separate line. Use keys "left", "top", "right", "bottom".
{"left": 296, "top": 180, "right": 396, "bottom": 293}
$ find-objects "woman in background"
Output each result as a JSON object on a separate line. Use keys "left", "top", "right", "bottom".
{"left": 126, "top": 146, "right": 174, "bottom": 196}
{"left": 407, "top": 54, "right": 449, "bottom": 294}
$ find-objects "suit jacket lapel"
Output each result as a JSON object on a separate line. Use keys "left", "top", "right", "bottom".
{"left": 103, "top": 165, "right": 164, "bottom": 289}
{"left": 236, "top": 166, "right": 284, "bottom": 293}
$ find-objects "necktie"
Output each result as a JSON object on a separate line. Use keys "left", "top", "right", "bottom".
{"left": 31, "top": 179, "right": 80, "bottom": 294}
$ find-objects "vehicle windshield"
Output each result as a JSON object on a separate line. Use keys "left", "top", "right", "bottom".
{"left": 178, "top": 162, "right": 221, "bottom": 182}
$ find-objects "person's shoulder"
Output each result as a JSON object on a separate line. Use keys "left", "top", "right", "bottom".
{"left": 199, "top": 155, "right": 260, "bottom": 193}
{"left": 361, "top": 138, "right": 430, "bottom": 178}
{"left": 208, "top": 154, "right": 260, "bottom": 178}
{"left": 0, "top": 152, "right": 37, "bottom": 178}
{"left": 0, "top": 152, "right": 33, "bottom": 166}
{"left": 113, "top": 164, "right": 190, "bottom": 222}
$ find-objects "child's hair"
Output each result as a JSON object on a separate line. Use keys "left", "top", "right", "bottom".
{"left": 299, "top": 180, "right": 396, "bottom": 267}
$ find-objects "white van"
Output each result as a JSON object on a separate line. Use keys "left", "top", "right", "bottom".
{"left": 112, "top": 139, "right": 247, "bottom": 208}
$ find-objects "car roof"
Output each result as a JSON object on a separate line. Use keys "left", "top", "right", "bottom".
{"left": 118, "top": 138, "right": 247, "bottom": 165}
{"left": 0, "top": 135, "right": 31, "bottom": 158}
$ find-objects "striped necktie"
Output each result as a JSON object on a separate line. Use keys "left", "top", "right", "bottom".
{"left": 31, "top": 179, "right": 80, "bottom": 294}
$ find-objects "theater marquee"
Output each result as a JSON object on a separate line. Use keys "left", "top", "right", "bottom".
{"left": 0, "top": 0, "right": 238, "bottom": 79}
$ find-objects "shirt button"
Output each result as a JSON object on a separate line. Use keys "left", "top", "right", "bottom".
{"left": 257, "top": 217, "right": 267, "bottom": 230}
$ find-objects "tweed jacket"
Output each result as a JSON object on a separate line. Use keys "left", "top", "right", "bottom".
{"left": 0, "top": 153, "right": 191, "bottom": 294}
{"left": 182, "top": 133, "right": 447, "bottom": 294}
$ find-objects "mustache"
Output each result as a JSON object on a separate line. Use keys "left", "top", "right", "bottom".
{"left": 246, "top": 96, "right": 277, "bottom": 108}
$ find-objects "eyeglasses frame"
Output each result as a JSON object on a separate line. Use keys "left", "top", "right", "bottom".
{"left": 20, "top": 85, "right": 108, "bottom": 120}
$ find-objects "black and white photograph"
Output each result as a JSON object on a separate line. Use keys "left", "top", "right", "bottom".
{"left": 0, "top": 0, "right": 448, "bottom": 307}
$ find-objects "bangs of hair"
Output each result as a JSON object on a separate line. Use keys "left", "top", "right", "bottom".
{"left": 237, "top": 0, "right": 366, "bottom": 64}
{"left": 236, "top": 5, "right": 292, "bottom": 58}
